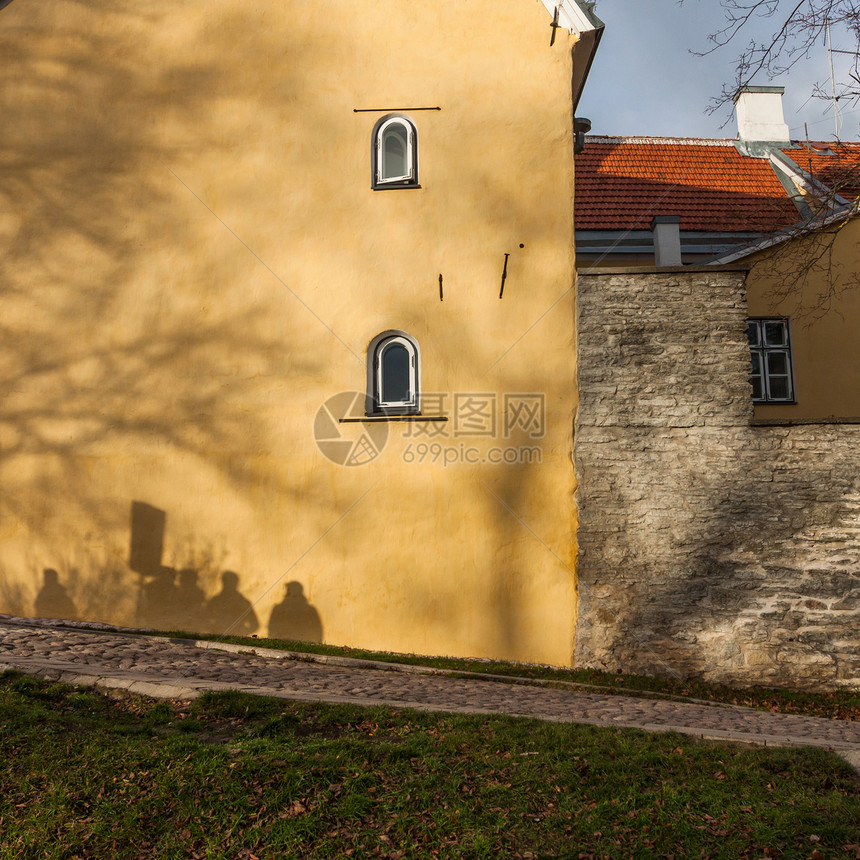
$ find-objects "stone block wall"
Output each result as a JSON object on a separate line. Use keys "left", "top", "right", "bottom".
{"left": 574, "top": 269, "right": 860, "bottom": 691}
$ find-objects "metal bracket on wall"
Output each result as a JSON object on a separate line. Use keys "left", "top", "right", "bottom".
{"left": 549, "top": 6, "right": 561, "bottom": 46}
{"left": 353, "top": 107, "right": 442, "bottom": 113}
{"left": 499, "top": 254, "right": 510, "bottom": 299}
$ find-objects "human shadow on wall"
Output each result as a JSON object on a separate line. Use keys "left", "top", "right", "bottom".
{"left": 129, "top": 500, "right": 258, "bottom": 635}
{"left": 172, "top": 567, "right": 208, "bottom": 631}
{"left": 207, "top": 571, "right": 259, "bottom": 637}
{"left": 34, "top": 568, "right": 77, "bottom": 620}
{"left": 268, "top": 581, "right": 323, "bottom": 643}
{"left": 129, "top": 501, "right": 171, "bottom": 628}
{"left": 141, "top": 565, "right": 212, "bottom": 633}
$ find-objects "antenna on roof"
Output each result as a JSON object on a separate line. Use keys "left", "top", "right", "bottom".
{"left": 827, "top": 19, "right": 840, "bottom": 141}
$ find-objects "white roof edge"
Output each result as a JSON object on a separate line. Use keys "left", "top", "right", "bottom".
{"left": 538, "top": 0, "right": 602, "bottom": 34}
{"left": 584, "top": 135, "right": 737, "bottom": 146}
{"left": 769, "top": 149, "right": 853, "bottom": 210}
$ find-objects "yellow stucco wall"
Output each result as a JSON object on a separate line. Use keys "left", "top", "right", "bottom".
{"left": 746, "top": 215, "right": 860, "bottom": 420}
{"left": 0, "top": 0, "right": 579, "bottom": 664}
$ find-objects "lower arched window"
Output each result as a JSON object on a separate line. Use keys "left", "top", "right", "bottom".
{"left": 367, "top": 331, "right": 420, "bottom": 415}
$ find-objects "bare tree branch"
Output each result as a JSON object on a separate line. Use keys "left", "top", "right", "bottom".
{"left": 684, "top": 0, "right": 860, "bottom": 112}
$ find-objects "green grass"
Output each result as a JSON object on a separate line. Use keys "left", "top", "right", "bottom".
{"left": 1, "top": 671, "right": 858, "bottom": 859}
{"left": 150, "top": 628, "right": 860, "bottom": 722}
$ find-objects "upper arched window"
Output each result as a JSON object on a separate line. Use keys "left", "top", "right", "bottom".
{"left": 372, "top": 115, "right": 419, "bottom": 189}
{"left": 366, "top": 331, "right": 420, "bottom": 415}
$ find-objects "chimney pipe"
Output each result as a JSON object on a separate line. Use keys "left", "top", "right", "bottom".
{"left": 734, "top": 86, "right": 791, "bottom": 143}
{"left": 574, "top": 117, "right": 591, "bottom": 154}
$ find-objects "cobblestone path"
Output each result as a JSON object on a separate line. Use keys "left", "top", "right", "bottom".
{"left": 2, "top": 617, "right": 859, "bottom": 760}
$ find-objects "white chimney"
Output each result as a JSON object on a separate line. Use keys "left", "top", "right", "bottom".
{"left": 651, "top": 215, "right": 682, "bottom": 267}
{"left": 734, "top": 86, "right": 791, "bottom": 143}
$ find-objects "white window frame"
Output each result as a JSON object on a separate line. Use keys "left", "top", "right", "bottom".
{"left": 372, "top": 115, "right": 419, "bottom": 189}
{"left": 366, "top": 331, "right": 420, "bottom": 415}
{"left": 747, "top": 318, "right": 795, "bottom": 403}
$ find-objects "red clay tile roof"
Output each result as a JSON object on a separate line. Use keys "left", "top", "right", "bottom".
{"left": 575, "top": 136, "right": 801, "bottom": 233}
{"left": 780, "top": 142, "right": 860, "bottom": 202}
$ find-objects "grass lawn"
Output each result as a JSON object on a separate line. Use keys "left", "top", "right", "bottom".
{"left": 1, "top": 672, "right": 858, "bottom": 859}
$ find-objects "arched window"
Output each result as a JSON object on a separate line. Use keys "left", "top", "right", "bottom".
{"left": 372, "top": 115, "right": 419, "bottom": 189}
{"left": 367, "top": 331, "right": 420, "bottom": 415}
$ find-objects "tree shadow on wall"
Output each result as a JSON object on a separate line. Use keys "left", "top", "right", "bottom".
{"left": 0, "top": 567, "right": 32, "bottom": 619}
{"left": 1, "top": 1, "right": 577, "bottom": 658}
{"left": 670, "top": 449, "right": 860, "bottom": 688}
{"left": 577, "top": 420, "right": 860, "bottom": 688}
{"left": 351, "top": 302, "right": 575, "bottom": 664}
{"left": 0, "top": 1, "right": 336, "bottom": 578}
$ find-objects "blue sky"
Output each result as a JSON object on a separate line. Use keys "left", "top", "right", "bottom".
{"left": 578, "top": 0, "right": 860, "bottom": 140}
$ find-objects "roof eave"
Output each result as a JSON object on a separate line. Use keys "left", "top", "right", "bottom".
{"left": 540, "top": 0, "right": 603, "bottom": 32}
{"left": 538, "top": 1, "right": 605, "bottom": 111}
{"left": 572, "top": 22, "right": 603, "bottom": 111}
{"left": 705, "top": 201, "right": 860, "bottom": 265}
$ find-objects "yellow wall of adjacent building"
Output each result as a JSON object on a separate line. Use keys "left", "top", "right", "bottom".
{"left": 0, "top": 0, "right": 580, "bottom": 664}
{"left": 746, "top": 215, "right": 860, "bottom": 420}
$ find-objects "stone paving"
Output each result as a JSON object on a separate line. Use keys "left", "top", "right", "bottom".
{"left": 1, "top": 616, "right": 860, "bottom": 766}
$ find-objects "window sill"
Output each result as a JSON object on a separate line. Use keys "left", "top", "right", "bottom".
{"left": 371, "top": 184, "right": 422, "bottom": 191}
{"left": 340, "top": 416, "right": 447, "bottom": 424}
{"left": 752, "top": 417, "right": 860, "bottom": 426}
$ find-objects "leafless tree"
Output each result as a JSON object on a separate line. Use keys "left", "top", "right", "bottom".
{"left": 686, "top": 0, "right": 860, "bottom": 110}
{"left": 746, "top": 207, "right": 859, "bottom": 319}
{"left": 675, "top": 2, "right": 860, "bottom": 314}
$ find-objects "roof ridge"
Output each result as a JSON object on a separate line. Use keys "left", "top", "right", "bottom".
{"left": 585, "top": 135, "right": 738, "bottom": 146}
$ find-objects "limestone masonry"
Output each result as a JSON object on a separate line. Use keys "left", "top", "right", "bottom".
{"left": 575, "top": 270, "right": 860, "bottom": 691}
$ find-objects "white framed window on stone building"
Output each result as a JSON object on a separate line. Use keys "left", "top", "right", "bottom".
{"left": 747, "top": 318, "right": 795, "bottom": 403}
{"left": 371, "top": 115, "right": 419, "bottom": 189}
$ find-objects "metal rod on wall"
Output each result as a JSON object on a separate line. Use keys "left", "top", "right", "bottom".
{"left": 499, "top": 254, "right": 510, "bottom": 299}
